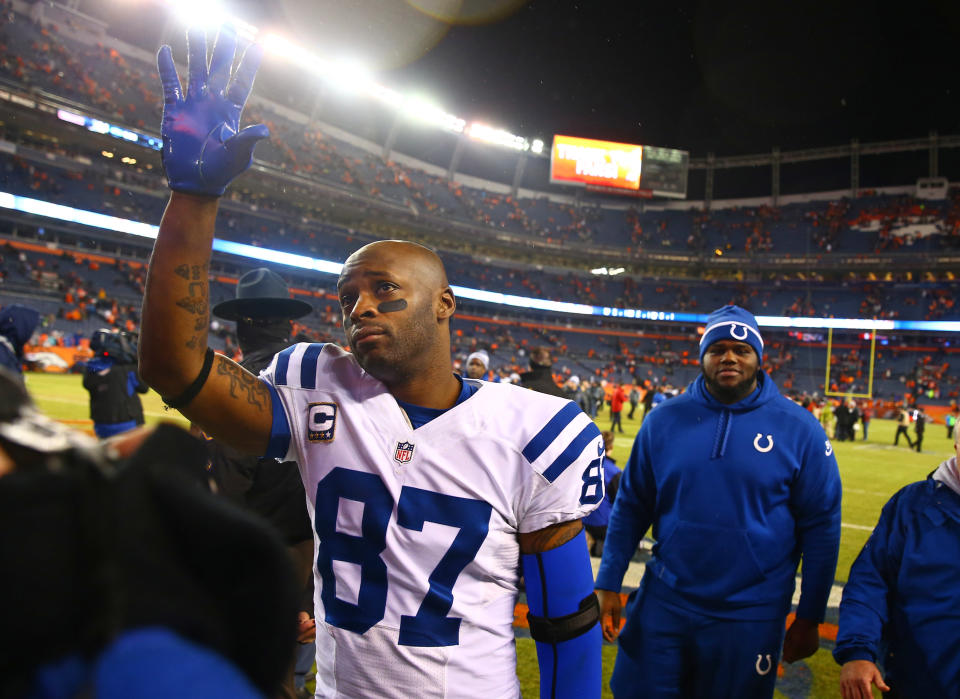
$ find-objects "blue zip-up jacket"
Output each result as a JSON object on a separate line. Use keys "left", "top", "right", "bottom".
{"left": 596, "top": 371, "right": 841, "bottom": 630}
{"left": 833, "top": 463, "right": 960, "bottom": 698}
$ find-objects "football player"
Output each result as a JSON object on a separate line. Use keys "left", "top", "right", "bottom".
{"left": 139, "top": 26, "right": 603, "bottom": 698}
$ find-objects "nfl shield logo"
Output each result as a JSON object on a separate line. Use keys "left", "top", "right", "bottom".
{"left": 394, "top": 441, "right": 415, "bottom": 464}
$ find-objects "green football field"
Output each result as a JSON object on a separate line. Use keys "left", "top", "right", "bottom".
{"left": 24, "top": 373, "right": 952, "bottom": 698}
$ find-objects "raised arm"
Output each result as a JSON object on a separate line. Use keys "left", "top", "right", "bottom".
{"left": 139, "top": 26, "right": 272, "bottom": 454}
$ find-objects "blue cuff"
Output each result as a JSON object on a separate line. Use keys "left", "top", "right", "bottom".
{"left": 833, "top": 645, "right": 877, "bottom": 666}
{"left": 262, "top": 380, "right": 291, "bottom": 460}
{"left": 522, "top": 530, "right": 601, "bottom": 699}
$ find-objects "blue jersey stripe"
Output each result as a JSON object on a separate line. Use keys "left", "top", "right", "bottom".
{"left": 542, "top": 422, "right": 602, "bottom": 483}
{"left": 263, "top": 380, "right": 292, "bottom": 460}
{"left": 274, "top": 345, "right": 297, "bottom": 386}
{"left": 299, "top": 343, "right": 326, "bottom": 389}
{"left": 522, "top": 401, "right": 581, "bottom": 464}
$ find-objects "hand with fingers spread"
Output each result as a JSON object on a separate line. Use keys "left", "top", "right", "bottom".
{"left": 157, "top": 25, "right": 269, "bottom": 197}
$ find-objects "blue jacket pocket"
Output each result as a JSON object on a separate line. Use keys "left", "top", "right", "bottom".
{"left": 655, "top": 521, "right": 765, "bottom": 601}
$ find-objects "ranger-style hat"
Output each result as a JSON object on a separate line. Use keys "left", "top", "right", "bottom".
{"left": 212, "top": 268, "right": 313, "bottom": 321}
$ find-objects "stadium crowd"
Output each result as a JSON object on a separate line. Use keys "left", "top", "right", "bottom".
{"left": 0, "top": 5, "right": 959, "bottom": 258}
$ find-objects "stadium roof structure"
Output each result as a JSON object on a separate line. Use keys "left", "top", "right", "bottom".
{"left": 89, "top": 1, "right": 959, "bottom": 161}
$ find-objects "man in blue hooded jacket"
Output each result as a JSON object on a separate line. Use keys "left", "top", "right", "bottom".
{"left": 833, "top": 424, "right": 960, "bottom": 699}
{"left": 595, "top": 305, "right": 842, "bottom": 698}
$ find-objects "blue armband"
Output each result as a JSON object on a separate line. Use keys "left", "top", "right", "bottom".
{"left": 521, "top": 529, "right": 601, "bottom": 699}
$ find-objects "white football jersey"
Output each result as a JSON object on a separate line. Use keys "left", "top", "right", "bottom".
{"left": 259, "top": 343, "right": 604, "bottom": 699}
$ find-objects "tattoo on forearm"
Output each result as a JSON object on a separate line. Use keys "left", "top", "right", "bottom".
{"left": 176, "top": 297, "right": 208, "bottom": 315}
{"left": 215, "top": 358, "right": 269, "bottom": 412}
{"left": 174, "top": 264, "right": 190, "bottom": 279}
{"left": 174, "top": 271, "right": 210, "bottom": 316}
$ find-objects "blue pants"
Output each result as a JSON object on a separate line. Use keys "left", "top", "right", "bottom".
{"left": 294, "top": 642, "right": 315, "bottom": 690}
{"left": 611, "top": 585, "right": 784, "bottom": 699}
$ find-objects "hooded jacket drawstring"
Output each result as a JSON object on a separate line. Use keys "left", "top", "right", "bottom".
{"left": 711, "top": 408, "right": 733, "bottom": 459}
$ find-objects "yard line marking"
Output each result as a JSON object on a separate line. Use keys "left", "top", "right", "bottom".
{"left": 844, "top": 487, "right": 891, "bottom": 497}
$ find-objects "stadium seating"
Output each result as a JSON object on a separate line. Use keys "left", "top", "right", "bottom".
{"left": 1, "top": 5, "right": 958, "bottom": 257}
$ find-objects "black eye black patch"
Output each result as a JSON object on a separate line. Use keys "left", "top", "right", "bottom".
{"left": 378, "top": 299, "right": 408, "bottom": 313}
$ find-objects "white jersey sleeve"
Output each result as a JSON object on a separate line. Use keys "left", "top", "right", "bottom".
{"left": 498, "top": 389, "right": 606, "bottom": 533}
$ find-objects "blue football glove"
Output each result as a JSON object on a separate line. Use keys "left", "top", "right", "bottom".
{"left": 157, "top": 25, "right": 270, "bottom": 197}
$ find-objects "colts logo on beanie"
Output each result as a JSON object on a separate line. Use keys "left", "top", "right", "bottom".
{"left": 699, "top": 305, "right": 764, "bottom": 363}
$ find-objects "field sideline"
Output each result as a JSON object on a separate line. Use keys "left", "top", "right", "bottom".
{"left": 23, "top": 373, "right": 953, "bottom": 698}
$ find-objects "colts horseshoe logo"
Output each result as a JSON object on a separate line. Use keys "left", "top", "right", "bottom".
{"left": 755, "top": 654, "right": 773, "bottom": 675}
{"left": 753, "top": 433, "right": 774, "bottom": 453}
{"left": 730, "top": 324, "right": 749, "bottom": 341}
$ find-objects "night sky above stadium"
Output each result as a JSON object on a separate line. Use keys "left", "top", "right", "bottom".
{"left": 102, "top": 0, "right": 959, "bottom": 159}
{"left": 384, "top": 0, "right": 960, "bottom": 157}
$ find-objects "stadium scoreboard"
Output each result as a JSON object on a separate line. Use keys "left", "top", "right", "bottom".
{"left": 550, "top": 135, "right": 689, "bottom": 199}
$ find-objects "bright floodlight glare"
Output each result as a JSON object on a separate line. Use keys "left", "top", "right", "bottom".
{"left": 531, "top": 138, "right": 544, "bottom": 154}
{"left": 402, "top": 97, "right": 465, "bottom": 133}
{"left": 369, "top": 84, "right": 405, "bottom": 109}
{"left": 166, "top": 0, "right": 258, "bottom": 41}
{"left": 467, "top": 122, "right": 528, "bottom": 151}
{"left": 262, "top": 33, "right": 328, "bottom": 72}
{"left": 325, "top": 58, "right": 375, "bottom": 93}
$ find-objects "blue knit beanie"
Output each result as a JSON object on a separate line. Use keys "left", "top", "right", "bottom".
{"left": 699, "top": 305, "right": 764, "bottom": 364}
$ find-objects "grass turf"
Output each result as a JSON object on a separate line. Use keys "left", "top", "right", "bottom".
{"left": 23, "top": 374, "right": 952, "bottom": 698}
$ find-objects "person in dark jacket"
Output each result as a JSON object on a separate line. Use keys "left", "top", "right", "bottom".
{"left": 518, "top": 346, "right": 565, "bottom": 398}
{"left": 834, "top": 426, "right": 960, "bottom": 699}
{"left": 912, "top": 405, "right": 926, "bottom": 453}
{"left": 205, "top": 269, "right": 314, "bottom": 551}
{"left": 83, "top": 330, "right": 148, "bottom": 438}
{"left": 627, "top": 387, "right": 640, "bottom": 420}
{"left": 0, "top": 367, "right": 298, "bottom": 699}
{"left": 207, "top": 268, "right": 316, "bottom": 698}
{"left": 834, "top": 400, "right": 854, "bottom": 441}
{"left": 0, "top": 303, "right": 40, "bottom": 379}
{"left": 582, "top": 430, "right": 622, "bottom": 557}
{"left": 596, "top": 305, "right": 842, "bottom": 699}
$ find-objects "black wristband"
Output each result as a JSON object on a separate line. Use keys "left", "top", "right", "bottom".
{"left": 164, "top": 347, "right": 215, "bottom": 410}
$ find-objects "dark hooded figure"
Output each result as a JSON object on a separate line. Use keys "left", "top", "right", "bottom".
{"left": 0, "top": 304, "right": 40, "bottom": 379}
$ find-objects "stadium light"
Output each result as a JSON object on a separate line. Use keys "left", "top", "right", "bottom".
{"left": 156, "top": 2, "right": 537, "bottom": 150}
{"left": 531, "top": 139, "right": 545, "bottom": 155}
{"left": 369, "top": 84, "right": 405, "bottom": 109}
{"left": 166, "top": 0, "right": 258, "bottom": 41}
{"left": 467, "top": 122, "right": 529, "bottom": 151}
{"left": 402, "top": 97, "right": 465, "bottom": 134}
{"left": 324, "top": 58, "right": 376, "bottom": 94}
{"left": 262, "top": 33, "right": 330, "bottom": 73}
